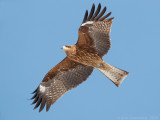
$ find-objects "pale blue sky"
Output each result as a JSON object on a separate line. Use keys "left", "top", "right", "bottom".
{"left": 1, "top": 0, "right": 160, "bottom": 120}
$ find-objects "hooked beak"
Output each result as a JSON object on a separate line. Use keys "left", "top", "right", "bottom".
{"left": 61, "top": 46, "right": 64, "bottom": 50}
{"left": 61, "top": 45, "right": 68, "bottom": 50}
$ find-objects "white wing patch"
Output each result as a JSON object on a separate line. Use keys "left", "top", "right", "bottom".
{"left": 81, "top": 21, "right": 93, "bottom": 26}
{"left": 39, "top": 84, "right": 46, "bottom": 93}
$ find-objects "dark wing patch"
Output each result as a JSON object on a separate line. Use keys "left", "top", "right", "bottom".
{"left": 89, "top": 20, "right": 113, "bottom": 57}
{"left": 77, "top": 3, "right": 114, "bottom": 57}
{"left": 31, "top": 57, "right": 93, "bottom": 112}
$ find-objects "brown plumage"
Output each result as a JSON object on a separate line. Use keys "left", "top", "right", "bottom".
{"left": 31, "top": 3, "right": 129, "bottom": 112}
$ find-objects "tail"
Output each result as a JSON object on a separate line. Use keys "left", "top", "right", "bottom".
{"left": 97, "top": 62, "right": 129, "bottom": 87}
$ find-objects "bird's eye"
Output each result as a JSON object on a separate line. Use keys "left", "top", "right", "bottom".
{"left": 65, "top": 45, "right": 71, "bottom": 48}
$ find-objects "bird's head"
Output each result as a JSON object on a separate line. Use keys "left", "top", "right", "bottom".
{"left": 61, "top": 45, "right": 77, "bottom": 56}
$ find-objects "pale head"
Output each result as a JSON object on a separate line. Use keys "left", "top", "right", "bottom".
{"left": 62, "top": 45, "right": 76, "bottom": 56}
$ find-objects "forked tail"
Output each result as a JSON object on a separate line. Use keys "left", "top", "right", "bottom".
{"left": 97, "top": 62, "right": 129, "bottom": 87}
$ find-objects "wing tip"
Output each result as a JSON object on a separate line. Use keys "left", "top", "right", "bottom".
{"left": 31, "top": 87, "right": 47, "bottom": 112}
{"left": 81, "top": 3, "right": 114, "bottom": 24}
{"left": 31, "top": 88, "right": 53, "bottom": 112}
{"left": 46, "top": 102, "right": 51, "bottom": 112}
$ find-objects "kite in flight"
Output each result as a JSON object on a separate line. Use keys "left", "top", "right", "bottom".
{"left": 31, "top": 3, "right": 129, "bottom": 112}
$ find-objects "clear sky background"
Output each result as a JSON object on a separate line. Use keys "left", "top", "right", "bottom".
{"left": 0, "top": 0, "right": 160, "bottom": 120}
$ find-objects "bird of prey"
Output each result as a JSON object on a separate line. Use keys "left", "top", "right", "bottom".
{"left": 31, "top": 3, "right": 129, "bottom": 112}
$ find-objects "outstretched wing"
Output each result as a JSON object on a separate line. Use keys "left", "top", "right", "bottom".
{"left": 31, "top": 57, "right": 93, "bottom": 112}
{"left": 76, "top": 3, "right": 114, "bottom": 57}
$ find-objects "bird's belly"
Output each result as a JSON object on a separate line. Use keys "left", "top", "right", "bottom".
{"left": 69, "top": 53, "right": 101, "bottom": 67}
